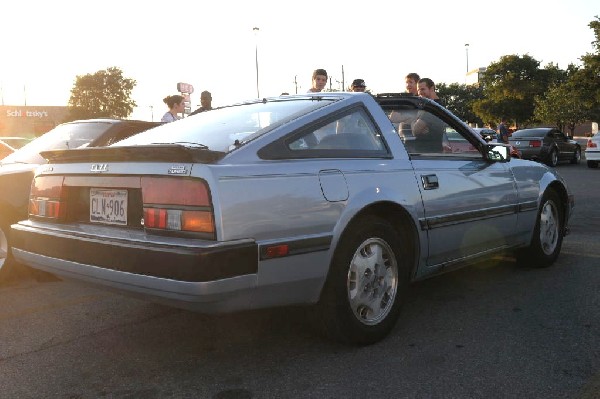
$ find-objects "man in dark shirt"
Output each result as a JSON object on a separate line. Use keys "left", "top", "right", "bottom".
{"left": 190, "top": 90, "right": 213, "bottom": 116}
{"left": 497, "top": 117, "right": 510, "bottom": 143}
{"left": 417, "top": 78, "right": 444, "bottom": 106}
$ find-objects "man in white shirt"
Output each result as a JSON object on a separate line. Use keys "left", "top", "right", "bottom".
{"left": 308, "top": 69, "right": 328, "bottom": 92}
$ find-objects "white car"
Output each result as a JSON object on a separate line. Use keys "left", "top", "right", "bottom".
{"left": 585, "top": 133, "right": 600, "bottom": 168}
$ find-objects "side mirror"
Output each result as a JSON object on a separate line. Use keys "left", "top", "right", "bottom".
{"left": 485, "top": 143, "right": 510, "bottom": 162}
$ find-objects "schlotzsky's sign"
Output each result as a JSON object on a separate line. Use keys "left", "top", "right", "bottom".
{"left": 5, "top": 109, "right": 50, "bottom": 118}
{"left": 0, "top": 105, "right": 69, "bottom": 136}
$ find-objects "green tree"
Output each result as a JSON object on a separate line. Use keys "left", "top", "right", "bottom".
{"left": 534, "top": 81, "right": 589, "bottom": 135}
{"left": 67, "top": 67, "right": 137, "bottom": 121}
{"left": 570, "top": 16, "right": 600, "bottom": 122}
{"left": 437, "top": 82, "right": 484, "bottom": 126}
{"left": 472, "top": 54, "right": 560, "bottom": 128}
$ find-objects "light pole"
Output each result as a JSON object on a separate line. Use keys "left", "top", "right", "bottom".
{"left": 253, "top": 27, "right": 260, "bottom": 98}
{"left": 465, "top": 43, "right": 470, "bottom": 74}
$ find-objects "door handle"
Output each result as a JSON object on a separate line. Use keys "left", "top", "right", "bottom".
{"left": 421, "top": 174, "right": 439, "bottom": 190}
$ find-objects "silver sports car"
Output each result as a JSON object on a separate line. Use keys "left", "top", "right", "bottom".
{"left": 11, "top": 93, "right": 574, "bottom": 344}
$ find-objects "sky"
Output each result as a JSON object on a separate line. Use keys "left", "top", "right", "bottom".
{"left": 0, "top": 0, "right": 597, "bottom": 122}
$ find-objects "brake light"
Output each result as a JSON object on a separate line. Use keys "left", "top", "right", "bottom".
{"left": 141, "top": 177, "right": 214, "bottom": 234}
{"left": 529, "top": 140, "right": 542, "bottom": 148}
{"left": 29, "top": 176, "right": 66, "bottom": 219}
{"left": 587, "top": 139, "right": 597, "bottom": 148}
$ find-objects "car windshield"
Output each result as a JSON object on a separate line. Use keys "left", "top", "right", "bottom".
{"left": 1, "top": 121, "right": 114, "bottom": 165}
{"left": 511, "top": 129, "right": 549, "bottom": 138}
{"left": 1, "top": 137, "right": 31, "bottom": 149}
{"left": 115, "top": 98, "right": 335, "bottom": 152}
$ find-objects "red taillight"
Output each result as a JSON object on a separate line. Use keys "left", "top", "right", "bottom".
{"left": 141, "top": 177, "right": 214, "bottom": 234}
{"left": 29, "top": 176, "right": 66, "bottom": 219}
{"left": 529, "top": 140, "right": 542, "bottom": 148}
{"left": 587, "top": 139, "right": 597, "bottom": 148}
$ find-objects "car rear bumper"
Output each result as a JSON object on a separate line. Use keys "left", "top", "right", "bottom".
{"left": 11, "top": 221, "right": 258, "bottom": 282}
{"left": 11, "top": 220, "right": 260, "bottom": 312}
{"left": 517, "top": 147, "right": 548, "bottom": 161}
{"left": 585, "top": 149, "right": 600, "bottom": 161}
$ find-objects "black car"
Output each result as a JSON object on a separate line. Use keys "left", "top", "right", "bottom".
{"left": 509, "top": 127, "right": 581, "bottom": 167}
{"left": 0, "top": 119, "right": 160, "bottom": 282}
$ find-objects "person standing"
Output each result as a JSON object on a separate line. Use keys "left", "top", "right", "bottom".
{"left": 190, "top": 91, "right": 213, "bottom": 116}
{"left": 497, "top": 117, "right": 510, "bottom": 143}
{"left": 417, "top": 78, "right": 443, "bottom": 105}
{"left": 405, "top": 73, "right": 420, "bottom": 95}
{"left": 161, "top": 95, "right": 185, "bottom": 123}
{"left": 308, "top": 69, "right": 328, "bottom": 92}
{"left": 350, "top": 79, "right": 366, "bottom": 92}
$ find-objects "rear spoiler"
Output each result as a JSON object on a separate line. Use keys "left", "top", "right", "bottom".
{"left": 40, "top": 144, "right": 226, "bottom": 164}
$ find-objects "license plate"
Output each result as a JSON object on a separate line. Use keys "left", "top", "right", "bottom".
{"left": 90, "top": 188, "right": 128, "bottom": 225}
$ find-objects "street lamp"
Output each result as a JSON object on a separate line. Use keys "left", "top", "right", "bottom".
{"left": 253, "top": 27, "right": 260, "bottom": 98}
{"left": 465, "top": 43, "right": 470, "bottom": 74}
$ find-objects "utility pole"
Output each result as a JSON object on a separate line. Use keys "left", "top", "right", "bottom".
{"left": 341, "top": 65, "right": 345, "bottom": 91}
{"left": 253, "top": 27, "right": 260, "bottom": 98}
{"left": 465, "top": 43, "right": 470, "bottom": 73}
{"left": 294, "top": 75, "right": 298, "bottom": 94}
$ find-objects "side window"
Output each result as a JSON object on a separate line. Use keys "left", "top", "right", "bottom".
{"left": 445, "top": 126, "right": 478, "bottom": 154}
{"left": 389, "top": 109, "right": 418, "bottom": 142}
{"left": 388, "top": 108, "right": 479, "bottom": 156}
{"left": 404, "top": 109, "right": 448, "bottom": 154}
{"left": 288, "top": 109, "right": 386, "bottom": 153}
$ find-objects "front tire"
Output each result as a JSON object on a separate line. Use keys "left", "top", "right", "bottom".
{"left": 570, "top": 147, "right": 581, "bottom": 164}
{"left": 315, "top": 215, "right": 410, "bottom": 345}
{"left": 516, "top": 189, "right": 564, "bottom": 268}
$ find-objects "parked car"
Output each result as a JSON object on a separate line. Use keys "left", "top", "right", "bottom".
{"left": 11, "top": 94, "right": 573, "bottom": 344}
{"left": 473, "top": 127, "right": 521, "bottom": 158}
{"left": 584, "top": 132, "right": 600, "bottom": 168}
{"left": 0, "top": 119, "right": 160, "bottom": 281}
{"left": 508, "top": 127, "right": 580, "bottom": 167}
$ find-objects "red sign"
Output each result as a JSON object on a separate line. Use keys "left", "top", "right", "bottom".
{"left": 177, "top": 82, "right": 194, "bottom": 94}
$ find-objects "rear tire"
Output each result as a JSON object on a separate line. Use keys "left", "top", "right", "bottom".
{"left": 0, "top": 218, "right": 21, "bottom": 283}
{"left": 0, "top": 217, "right": 59, "bottom": 284}
{"left": 547, "top": 149, "right": 559, "bottom": 167}
{"left": 315, "top": 215, "right": 410, "bottom": 345}
{"left": 515, "top": 189, "right": 564, "bottom": 268}
{"left": 587, "top": 160, "right": 598, "bottom": 168}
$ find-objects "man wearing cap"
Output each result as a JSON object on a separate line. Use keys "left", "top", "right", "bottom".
{"left": 190, "top": 90, "right": 213, "bottom": 116}
{"left": 350, "top": 79, "right": 366, "bottom": 92}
